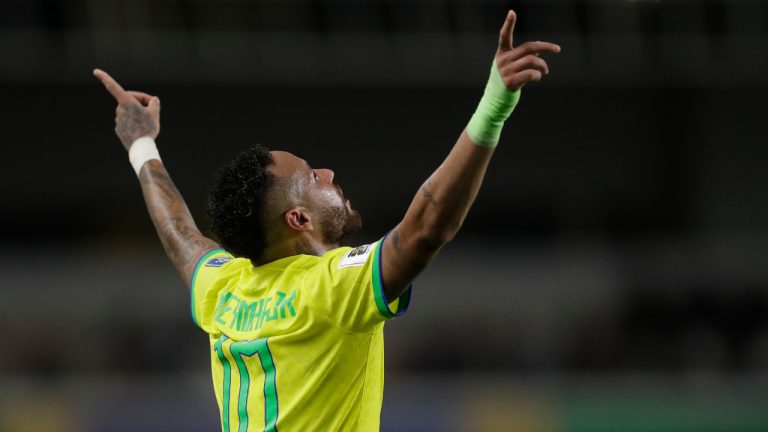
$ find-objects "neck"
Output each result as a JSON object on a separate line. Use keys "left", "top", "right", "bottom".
{"left": 256, "top": 233, "right": 337, "bottom": 265}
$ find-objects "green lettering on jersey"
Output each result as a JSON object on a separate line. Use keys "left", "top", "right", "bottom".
{"left": 215, "top": 292, "right": 235, "bottom": 326}
{"left": 265, "top": 299, "right": 279, "bottom": 323}
{"left": 236, "top": 301, "right": 259, "bottom": 332}
{"left": 248, "top": 299, "right": 264, "bottom": 331}
{"left": 273, "top": 290, "right": 297, "bottom": 319}
{"left": 228, "top": 298, "right": 242, "bottom": 328}
{"left": 256, "top": 298, "right": 273, "bottom": 329}
{"left": 216, "top": 290, "right": 298, "bottom": 332}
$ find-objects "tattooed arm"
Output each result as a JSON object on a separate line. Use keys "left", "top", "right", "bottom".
{"left": 380, "top": 11, "right": 558, "bottom": 300}
{"left": 380, "top": 132, "right": 494, "bottom": 300}
{"left": 137, "top": 160, "right": 220, "bottom": 287}
{"left": 94, "top": 69, "right": 219, "bottom": 288}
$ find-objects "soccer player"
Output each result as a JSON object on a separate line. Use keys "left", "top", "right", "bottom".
{"left": 94, "top": 10, "right": 558, "bottom": 432}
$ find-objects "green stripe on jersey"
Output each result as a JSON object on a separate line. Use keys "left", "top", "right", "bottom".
{"left": 372, "top": 238, "right": 411, "bottom": 318}
{"left": 190, "top": 248, "right": 227, "bottom": 328}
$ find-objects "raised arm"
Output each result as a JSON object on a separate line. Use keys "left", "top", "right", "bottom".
{"left": 94, "top": 69, "right": 220, "bottom": 287}
{"left": 381, "top": 11, "right": 560, "bottom": 299}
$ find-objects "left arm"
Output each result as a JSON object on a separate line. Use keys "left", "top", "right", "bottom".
{"left": 380, "top": 11, "right": 560, "bottom": 300}
{"left": 93, "top": 69, "right": 220, "bottom": 287}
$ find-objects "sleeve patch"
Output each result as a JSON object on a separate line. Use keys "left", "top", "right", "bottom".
{"left": 338, "top": 243, "right": 373, "bottom": 268}
{"left": 205, "top": 256, "right": 233, "bottom": 267}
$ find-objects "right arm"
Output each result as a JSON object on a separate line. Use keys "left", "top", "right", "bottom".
{"left": 93, "top": 69, "right": 220, "bottom": 288}
{"left": 381, "top": 11, "right": 560, "bottom": 299}
{"left": 138, "top": 160, "right": 220, "bottom": 287}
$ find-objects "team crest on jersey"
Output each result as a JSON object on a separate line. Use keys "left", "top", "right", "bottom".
{"left": 205, "top": 256, "right": 233, "bottom": 267}
{"left": 338, "top": 243, "right": 373, "bottom": 268}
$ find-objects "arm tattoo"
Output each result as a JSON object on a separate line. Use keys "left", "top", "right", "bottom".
{"left": 390, "top": 229, "right": 403, "bottom": 254}
{"left": 419, "top": 179, "right": 439, "bottom": 207}
{"left": 139, "top": 161, "right": 219, "bottom": 287}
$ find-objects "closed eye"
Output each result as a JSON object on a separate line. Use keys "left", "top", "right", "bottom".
{"left": 304, "top": 160, "right": 318, "bottom": 181}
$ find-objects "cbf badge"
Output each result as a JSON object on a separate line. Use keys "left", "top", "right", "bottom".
{"left": 205, "top": 256, "right": 233, "bottom": 267}
{"left": 338, "top": 243, "right": 373, "bottom": 268}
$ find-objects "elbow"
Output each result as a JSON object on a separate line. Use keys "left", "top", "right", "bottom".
{"left": 415, "top": 223, "right": 459, "bottom": 251}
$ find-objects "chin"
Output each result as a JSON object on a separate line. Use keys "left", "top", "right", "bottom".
{"left": 344, "top": 208, "right": 363, "bottom": 237}
{"left": 320, "top": 205, "right": 363, "bottom": 245}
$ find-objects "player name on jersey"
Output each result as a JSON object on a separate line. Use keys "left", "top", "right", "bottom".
{"left": 214, "top": 290, "right": 297, "bottom": 332}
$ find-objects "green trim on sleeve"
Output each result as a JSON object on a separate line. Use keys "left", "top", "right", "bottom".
{"left": 372, "top": 237, "right": 412, "bottom": 319}
{"left": 190, "top": 248, "right": 227, "bottom": 328}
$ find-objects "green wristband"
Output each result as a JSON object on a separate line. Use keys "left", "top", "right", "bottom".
{"left": 466, "top": 61, "right": 521, "bottom": 148}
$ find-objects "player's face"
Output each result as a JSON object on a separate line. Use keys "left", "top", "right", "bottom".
{"left": 270, "top": 151, "right": 362, "bottom": 244}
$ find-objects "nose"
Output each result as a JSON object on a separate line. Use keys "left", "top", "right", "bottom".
{"left": 319, "top": 168, "right": 334, "bottom": 183}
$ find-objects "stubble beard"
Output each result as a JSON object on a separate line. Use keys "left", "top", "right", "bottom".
{"left": 320, "top": 204, "right": 362, "bottom": 246}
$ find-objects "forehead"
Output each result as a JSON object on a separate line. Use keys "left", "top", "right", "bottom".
{"left": 269, "top": 151, "right": 308, "bottom": 178}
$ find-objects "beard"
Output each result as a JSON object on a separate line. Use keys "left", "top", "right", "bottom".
{"left": 320, "top": 204, "right": 362, "bottom": 245}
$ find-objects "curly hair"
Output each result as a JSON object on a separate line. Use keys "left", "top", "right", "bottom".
{"left": 207, "top": 145, "right": 276, "bottom": 261}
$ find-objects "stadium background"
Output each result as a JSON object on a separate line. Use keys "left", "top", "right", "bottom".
{"left": 1, "top": 0, "right": 768, "bottom": 431}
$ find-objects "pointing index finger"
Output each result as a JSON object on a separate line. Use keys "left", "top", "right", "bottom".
{"left": 498, "top": 10, "right": 517, "bottom": 51}
{"left": 93, "top": 68, "right": 129, "bottom": 103}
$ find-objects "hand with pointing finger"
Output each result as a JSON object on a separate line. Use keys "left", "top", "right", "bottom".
{"left": 465, "top": 11, "right": 560, "bottom": 147}
{"left": 93, "top": 69, "right": 161, "bottom": 151}
{"left": 495, "top": 10, "right": 560, "bottom": 91}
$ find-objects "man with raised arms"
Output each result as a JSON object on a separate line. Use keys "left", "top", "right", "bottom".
{"left": 94, "top": 10, "right": 559, "bottom": 432}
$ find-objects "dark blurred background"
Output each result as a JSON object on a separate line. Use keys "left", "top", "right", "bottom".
{"left": 1, "top": 0, "right": 768, "bottom": 431}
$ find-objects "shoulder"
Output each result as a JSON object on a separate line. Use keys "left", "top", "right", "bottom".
{"left": 312, "top": 242, "right": 379, "bottom": 270}
{"left": 194, "top": 250, "right": 249, "bottom": 275}
{"left": 237, "top": 243, "right": 379, "bottom": 285}
{"left": 299, "top": 241, "right": 382, "bottom": 284}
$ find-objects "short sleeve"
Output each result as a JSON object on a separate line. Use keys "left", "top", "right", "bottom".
{"left": 303, "top": 236, "right": 412, "bottom": 333}
{"left": 190, "top": 248, "right": 236, "bottom": 332}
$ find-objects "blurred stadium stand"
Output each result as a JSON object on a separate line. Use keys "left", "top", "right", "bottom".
{"left": 0, "top": 0, "right": 766, "bottom": 87}
{"left": 1, "top": 0, "right": 767, "bottom": 431}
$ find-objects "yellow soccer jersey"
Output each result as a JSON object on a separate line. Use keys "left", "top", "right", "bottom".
{"left": 190, "top": 237, "right": 411, "bottom": 432}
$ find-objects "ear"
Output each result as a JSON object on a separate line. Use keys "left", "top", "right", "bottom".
{"left": 284, "top": 207, "right": 314, "bottom": 232}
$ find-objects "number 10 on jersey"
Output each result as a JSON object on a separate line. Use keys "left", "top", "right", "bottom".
{"left": 214, "top": 336, "right": 279, "bottom": 432}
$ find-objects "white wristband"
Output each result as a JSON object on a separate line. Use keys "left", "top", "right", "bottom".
{"left": 129, "top": 136, "right": 161, "bottom": 175}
